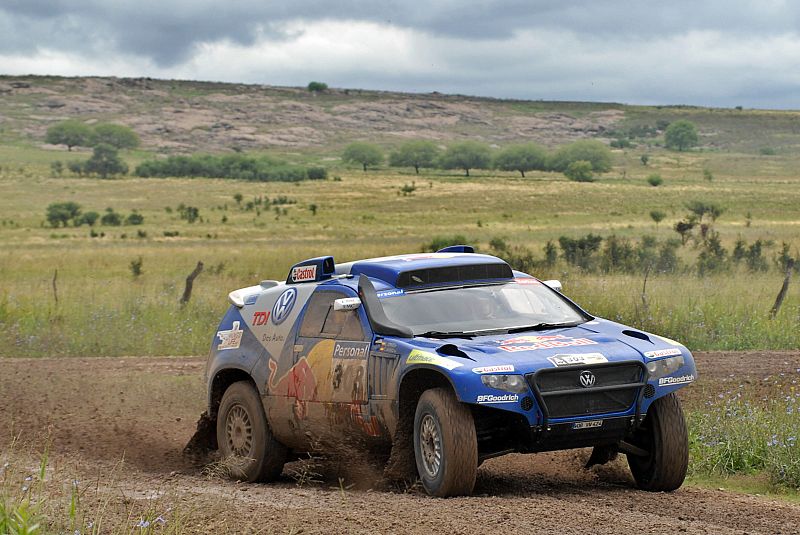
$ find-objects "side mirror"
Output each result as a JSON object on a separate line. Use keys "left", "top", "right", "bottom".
{"left": 542, "top": 280, "right": 562, "bottom": 292}
{"left": 334, "top": 297, "right": 361, "bottom": 311}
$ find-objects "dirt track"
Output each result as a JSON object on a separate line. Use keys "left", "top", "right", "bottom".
{"left": 2, "top": 352, "right": 800, "bottom": 534}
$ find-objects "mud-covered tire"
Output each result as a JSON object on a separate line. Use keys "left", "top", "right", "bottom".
{"left": 413, "top": 387, "right": 478, "bottom": 497}
{"left": 217, "top": 381, "right": 287, "bottom": 482}
{"left": 627, "top": 392, "right": 688, "bottom": 491}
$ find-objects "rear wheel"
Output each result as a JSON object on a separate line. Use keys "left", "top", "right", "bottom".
{"left": 217, "top": 381, "right": 287, "bottom": 482}
{"left": 413, "top": 388, "right": 478, "bottom": 497}
{"left": 626, "top": 393, "right": 688, "bottom": 491}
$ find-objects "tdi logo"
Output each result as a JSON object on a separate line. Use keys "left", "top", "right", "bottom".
{"left": 252, "top": 311, "right": 271, "bottom": 326}
{"left": 271, "top": 288, "right": 297, "bottom": 325}
{"left": 579, "top": 370, "right": 596, "bottom": 388}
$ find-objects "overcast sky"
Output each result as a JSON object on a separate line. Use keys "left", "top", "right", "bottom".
{"left": 2, "top": 1, "right": 800, "bottom": 109}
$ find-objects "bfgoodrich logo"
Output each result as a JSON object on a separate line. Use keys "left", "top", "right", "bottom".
{"left": 658, "top": 374, "right": 695, "bottom": 386}
{"left": 476, "top": 394, "right": 519, "bottom": 404}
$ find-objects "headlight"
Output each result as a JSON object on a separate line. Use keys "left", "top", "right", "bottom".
{"left": 646, "top": 355, "right": 685, "bottom": 379}
{"left": 481, "top": 374, "right": 528, "bottom": 393}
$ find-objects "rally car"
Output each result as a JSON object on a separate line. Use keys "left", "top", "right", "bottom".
{"left": 202, "top": 247, "right": 696, "bottom": 497}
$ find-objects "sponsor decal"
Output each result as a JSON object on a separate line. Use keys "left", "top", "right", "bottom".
{"left": 261, "top": 332, "right": 286, "bottom": 343}
{"left": 658, "top": 374, "right": 695, "bottom": 386}
{"left": 572, "top": 419, "right": 603, "bottom": 430}
{"left": 376, "top": 289, "right": 405, "bottom": 299}
{"left": 644, "top": 347, "right": 683, "bottom": 359}
{"left": 514, "top": 278, "right": 541, "bottom": 285}
{"left": 271, "top": 288, "right": 297, "bottom": 325}
{"left": 548, "top": 353, "right": 608, "bottom": 367}
{"left": 291, "top": 265, "right": 317, "bottom": 283}
{"left": 472, "top": 364, "right": 515, "bottom": 374}
{"left": 406, "top": 349, "right": 462, "bottom": 370}
{"left": 252, "top": 310, "right": 271, "bottom": 326}
{"left": 333, "top": 341, "right": 370, "bottom": 360}
{"left": 579, "top": 370, "right": 596, "bottom": 388}
{"left": 498, "top": 334, "right": 598, "bottom": 353}
{"left": 216, "top": 321, "right": 243, "bottom": 350}
{"left": 477, "top": 393, "right": 519, "bottom": 404}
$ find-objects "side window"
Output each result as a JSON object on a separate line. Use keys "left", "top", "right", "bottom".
{"left": 298, "top": 291, "right": 367, "bottom": 340}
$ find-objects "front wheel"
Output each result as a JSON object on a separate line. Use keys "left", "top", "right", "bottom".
{"left": 413, "top": 388, "right": 478, "bottom": 497}
{"left": 216, "top": 381, "right": 287, "bottom": 482}
{"left": 626, "top": 393, "right": 688, "bottom": 491}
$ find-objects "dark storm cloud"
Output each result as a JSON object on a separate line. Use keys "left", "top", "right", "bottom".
{"left": 3, "top": 1, "right": 800, "bottom": 64}
{"left": 2, "top": 1, "right": 800, "bottom": 107}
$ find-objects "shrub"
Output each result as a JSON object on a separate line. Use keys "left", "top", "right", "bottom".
{"left": 130, "top": 256, "right": 143, "bottom": 277}
{"left": 650, "top": 210, "right": 666, "bottom": 226}
{"left": 100, "top": 208, "right": 122, "bottom": 226}
{"left": 79, "top": 211, "right": 100, "bottom": 227}
{"left": 307, "top": 81, "right": 328, "bottom": 92}
{"left": 548, "top": 140, "right": 612, "bottom": 173}
{"left": 84, "top": 143, "right": 128, "bottom": 178}
{"left": 135, "top": 154, "right": 309, "bottom": 182}
{"left": 67, "top": 160, "right": 85, "bottom": 176}
{"left": 177, "top": 204, "right": 200, "bottom": 223}
{"left": 50, "top": 160, "right": 63, "bottom": 176}
{"left": 640, "top": 154, "right": 650, "bottom": 166}
{"left": 759, "top": 147, "right": 776, "bottom": 156}
{"left": 46, "top": 201, "right": 81, "bottom": 228}
{"left": 646, "top": 173, "right": 663, "bottom": 187}
{"left": 125, "top": 212, "right": 145, "bottom": 225}
{"left": 422, "top": 235, "right": 469, "bottom": 253}
{"left": 564, "top": 160, "right": 594, "bottom": 182}
{"left": 558, "top": 234, "right": 603, "bottom": 270}
{"left": 307, "top": 166, "right": 327, "bottom": 180}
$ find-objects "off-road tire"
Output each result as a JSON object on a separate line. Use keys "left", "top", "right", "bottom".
{"left": 217, "top": 381, "right": 287, "bottom": 482}
{"left": 627, "top": 392, "right": 688, "bottom": 491}
{"left": 413, "top": 387, "right": 478, "bottom": 497}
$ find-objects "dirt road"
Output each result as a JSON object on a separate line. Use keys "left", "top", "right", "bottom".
{"left": 2, "top": 352, "right": 799, "bottom": 534}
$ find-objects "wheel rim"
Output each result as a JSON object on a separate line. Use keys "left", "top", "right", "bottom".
{"left": 419, "top": 414, "right": 442, "bottom": 478}
{"left": 225, "top": 404, "right": 253, "bottom": 456}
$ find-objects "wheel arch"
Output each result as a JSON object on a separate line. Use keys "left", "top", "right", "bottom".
{"left": 208, "top": 367, "right": 258, "bottom": 418}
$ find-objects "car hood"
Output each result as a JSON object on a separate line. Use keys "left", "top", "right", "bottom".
{"left": 404, "top": 318, "right": 688, "bottom": 374}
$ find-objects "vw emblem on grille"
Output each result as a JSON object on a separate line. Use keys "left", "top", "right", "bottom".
{"left": 579, "top": 370, "right": 596, "bottom": 388}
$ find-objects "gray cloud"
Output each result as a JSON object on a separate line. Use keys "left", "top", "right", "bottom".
{"left": 2, "top": 1, "right": 800, "bottom": 107}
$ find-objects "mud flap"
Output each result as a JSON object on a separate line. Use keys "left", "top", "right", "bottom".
{"left": 183, "top": 411, "right": 218, "bottom": 463}
{"left": 585, "top": 444, "right": 619, "bottom": 469}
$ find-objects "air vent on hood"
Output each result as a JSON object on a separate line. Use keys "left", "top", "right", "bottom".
{"left": 436, "top": 344, "right": 471, "bottom": 360}
{"left": 622, "top": 330, "right": 651, "bottom": 343}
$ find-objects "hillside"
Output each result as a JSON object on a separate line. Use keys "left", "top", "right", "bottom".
{"left": 2, "top": 75, "right": 800, "bottom": 155}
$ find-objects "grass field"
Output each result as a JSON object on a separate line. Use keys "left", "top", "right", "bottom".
{"left": 1, "top": 145, "right": 799, "bottom": 357}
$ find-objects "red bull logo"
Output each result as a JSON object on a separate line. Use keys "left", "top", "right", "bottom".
{"left": 267, "top": 358, "right": 319, "bottom": 420}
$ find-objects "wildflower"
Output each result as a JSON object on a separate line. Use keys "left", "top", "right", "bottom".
{"left": 22, "top": 485, "right": 29, "bottom": 492}
{"left": 24, "top": 475, "right": 32, "bottom": 481}
{"left": 155, "top": 515, "right": 167, "bottom": 525}
{"left": 87, "top": 521, "right": 94, "bottom": 529}
{"left": 767, "top": 435, "right": 779, "bottom": 447}
{"left": 135, "top": 519, "right": 151, "bottom": 529}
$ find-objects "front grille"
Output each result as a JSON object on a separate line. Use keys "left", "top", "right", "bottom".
{"left": 527, "top": 362, "right": 646, "bottom": 419}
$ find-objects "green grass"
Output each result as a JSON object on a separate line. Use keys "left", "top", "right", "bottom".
{"left": 1, "top": 144, "right": 799, "bottom": 357}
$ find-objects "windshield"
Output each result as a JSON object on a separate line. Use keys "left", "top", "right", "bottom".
{"left": 379, "top": 280, "right": 587, "bottom": 336}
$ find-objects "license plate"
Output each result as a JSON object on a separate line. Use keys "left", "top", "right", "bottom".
{"left": 572, "top": 419, "right": 603, "bottom": 430}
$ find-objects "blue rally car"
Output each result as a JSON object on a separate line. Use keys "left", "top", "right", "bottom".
{"left": 203, "top": 247, "right": 696, "bottom": 497}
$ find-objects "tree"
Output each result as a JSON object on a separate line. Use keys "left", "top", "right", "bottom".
{"left": 46, "top": 201, "right": 81, "bottom": 228}
{"left": 493, "top": 143, "right": 548, "bottom": 177}
{"left": 664, "top": 120, "right": 698, "bottom": 151}
{"left": 307, "top": 81, "right": 328, "bottom": 93}
{"left": 389, "top": 140, "right": 440, "bottom": 174}
{"left": 548, "top": 140, "right": 613, "bottom": 173}
{"left": 79, "top": 211, "right": 100, "bottom": 227}
{"left": 650, "top": 210, "right": 666, "bottom": 227}
{"left": 564, "top": 160, "right": 594, "bottom": 182}
{"left": 45, "top": 120, "right": 92, "bottom": 151}
{"left": 438, "top": 141, "right": 491, "bottom": 177}
{"left": 84, "top": 143, "right": 128, "bottom": 178}
{"left": 101, "top": 208, "right": 122, "bottom": 226}
{"left": 343, "top": 142, "right": 383, "bottom": 172}
{"left": 91, "top": 123, "right": 140, "bottom": 150}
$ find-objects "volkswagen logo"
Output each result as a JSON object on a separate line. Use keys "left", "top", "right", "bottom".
{"left": 271, "top": 288, "right": 297, "bottom": 325}
{"left": 579, "top": 370, "right": 596, "bottom": 388}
